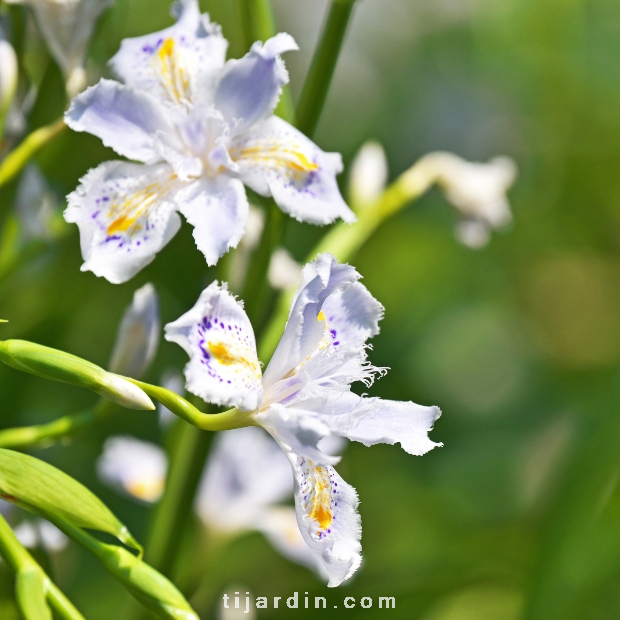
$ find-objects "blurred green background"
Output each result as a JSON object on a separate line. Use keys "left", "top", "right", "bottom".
{"left": 2, "top": 0, "right": 620, "bottom": 618}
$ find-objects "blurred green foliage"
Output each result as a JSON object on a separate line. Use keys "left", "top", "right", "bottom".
{"left": 2, "top": 0, "right": 620, "bottom": 618}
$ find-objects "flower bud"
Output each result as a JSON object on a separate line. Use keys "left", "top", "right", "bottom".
{"left": 348, "top": 141, "right": 388, "bottom": 211}
{"left": 4, "top": 0, "right": 112, "bottom": 96}
{"left": 14, "top": 165, "right": 60, "bottom": 242}
{"left": 0, "top": 340, "right": 154, "bottom": 410}
{"left": 0, "top": 27, "right": 18, "bottom": 132}
{"left": 268, "top": 248, "right": 302, "bottom": 291}
{"left": 109, "top": 283, "right": 160, "bottom": 379}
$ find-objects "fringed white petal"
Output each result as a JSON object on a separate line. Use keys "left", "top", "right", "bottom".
{"left": 288, "top": 449, "right": 361, "bottom": 587}
{"left": 164, "top": 282, "right": 263, "bottom": 411}
{"left": 109, "top": 0, "right": 227, "bottom": 105}
{"left": 65, "top": 79, "right": 180, "bottom": 163}
{"left": 232, "top": 116, "right": 355, "bottom": 225}
{"left": 64, "top": 161, "right": 183, "bottom": 284}
{"left": 214, "top": 33, "right": 297, "bottom": 133}
{"left": 263, "top": 253, "right": 360, "bottom": 389}
{"left": 176, "top": 176, "right": 248, "bottom": 266}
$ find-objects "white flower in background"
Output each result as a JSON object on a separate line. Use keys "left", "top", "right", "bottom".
{"left": 227, "top": 205, "right": 265, "bottom": 292}
{"left": 14, "top": 165, "right": 60, "bottom": 242}
{"left": 0, "top": 25, "right": 18, "bottom": 130}
{"left": 97, "top": 435, "right": 167, "bottom": 503}
{"left": 14, "top": 519, "right": 69, "bottom": 553}
{"left": 268, "top": 247, "right": 302, "bottom": 291}
{"left": 158, "top": 369, "right": 185, "bottom": 428}
{"left": 218, "top": 587, "right": 255, "bottom": 620}
{"left": 401, "top": 151, "right": 517, "bottom": 248}
{"left": 196, "top": 426, "right": 326, "bottom": 579}
{"left": 108, "top": 282, "right": 160, "bottom": 379}
{"left": 95, "top": 426, "right": 326, "bottom": 577}
{"left": 348, "top": 140, "right": 388, "bottom": 210}
{"left": 5, "top": 0, "right": 112, "bottom": 97}
{"left": 165, "top": 253, "right": 441, "bottom": 586}
{"left": 64, "top": 0, "right": 354, "bottom": 285}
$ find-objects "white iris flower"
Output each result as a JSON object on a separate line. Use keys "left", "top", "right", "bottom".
{"left": 64, "top": 0, "right": 354, "bottom": 284}
{"left": 196, "top": 426, "right": 327, "bottom": 579}
{"left": 165, "top": 253, "right": 442, "bottom": 587}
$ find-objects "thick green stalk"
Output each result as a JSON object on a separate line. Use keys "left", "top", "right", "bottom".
{"left": 144, "top": 420, "right": 212, "bottom": 577}
{"left": 0, "top": 513, "right": 84, "bottom": 620}
{"left": 128, "top": 379, "right": 254, "bottom": 431}
{"left": 0, "top": 400, "right": 114, "bottom": 450}
{"left": 0, "top": 118, "right": 66, "bottom": 188}
{"left": 295, "top": 0, "right": 358, "bottom": 137}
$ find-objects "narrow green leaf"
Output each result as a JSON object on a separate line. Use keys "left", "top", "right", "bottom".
{"left": 15, "top": 568, "right": 53, "bottom": 620}
{"left": 0, "top": 449, "right": 142, "bottom": 555}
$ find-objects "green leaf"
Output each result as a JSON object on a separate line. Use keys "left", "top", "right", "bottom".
{"left": 0, "top": 449, "right": 142, "bottom": 555}
{"left": 15, "top": 568, "right": 53, "bottom": 620}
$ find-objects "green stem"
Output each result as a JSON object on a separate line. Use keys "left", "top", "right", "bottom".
{"left": 144, "top": 420, "right": 212, "bottom": 577}
{"left": 0, "top": 400, "right": 114, "bottom": 450}
{"left": 234, "top": 0, "right": 295, "bottom": 123}
{"left": 127, "top": 379, "right": 254, "bottom": 431}
{"left": 257, "top": 163, "right": 429, "bottom": 360}
{"left": 295, "top": 0, "right": 358, "bottom": 137}
{"left": 0, "top": 118, "right": 66, "bottom": 188}
{"left": 0, "top": 513, "right": 84, "bottom": 620}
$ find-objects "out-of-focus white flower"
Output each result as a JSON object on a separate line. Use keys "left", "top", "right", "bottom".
{"left": 401, "top": 152, "right": 517, "bottom": 247}
{"left": 158, "top": 368, "right": 184, "bottom": 428}
{"left": 37, "top": 520, "right": 69, "bottom": 552}
{"left": 14, "top": 165, "right": 60, "bottom": 242}
{"left": 166, "top": 253, "right": 441, "bottom": 586}
{"left": 96, "top": 435, "right": 167, "bottom": 503}
{"left": 218, "top": 587, "right": 256, "bottom": 620}
{"left": 5, "top": 0, "right": 113, "bottom": 96}
{"left": 14, "top": 519, "right": 69, "bottom": 553}
{"left": 196, "top": 426, "right": 326, "bottom": 578}
{"left": 243, "top": 206, "right": 266, "bottom": 252}
{"left": 268, "top": 247, "right": 302, "bottom": 291}
{"left": 454, "top": 219, "right": 491, "bottom": 249}
{"left": 196, "top": 426, "right": 293, "bottom": 534}
{"left": 0, "top": 26, "right": 18, "bottom": 131}
{"left": 0, "top": 498, "right": 13, "bottom": 517}
{"left": 227, "top": 205, "right": 265, "bottom": 292}
{"left": 64, "top": 0, "right": 354, "bottom": 284}
{"left": 348, "top": 140, "right": 388, "bottom": 210}
{"left": 108, "top": 283, "right": 160, "bottom": 379}
{"left": 255, "top": 507, "right": 328, "bottom": 579}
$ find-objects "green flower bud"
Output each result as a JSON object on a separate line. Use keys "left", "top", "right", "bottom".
{"left": 0, "top": 340, "right": 154, "bottom": 410}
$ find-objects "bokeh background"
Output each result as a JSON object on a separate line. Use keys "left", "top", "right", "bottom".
{"left": 2, "top": 0, "right": 620, "bottom": 618}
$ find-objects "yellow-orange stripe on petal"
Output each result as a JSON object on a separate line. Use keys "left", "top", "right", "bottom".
{"left": 155, "top": 38, "right": 191, "bottom": 104}
{"left": 232, "top": 143, "right": 319, "bottom": 175}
